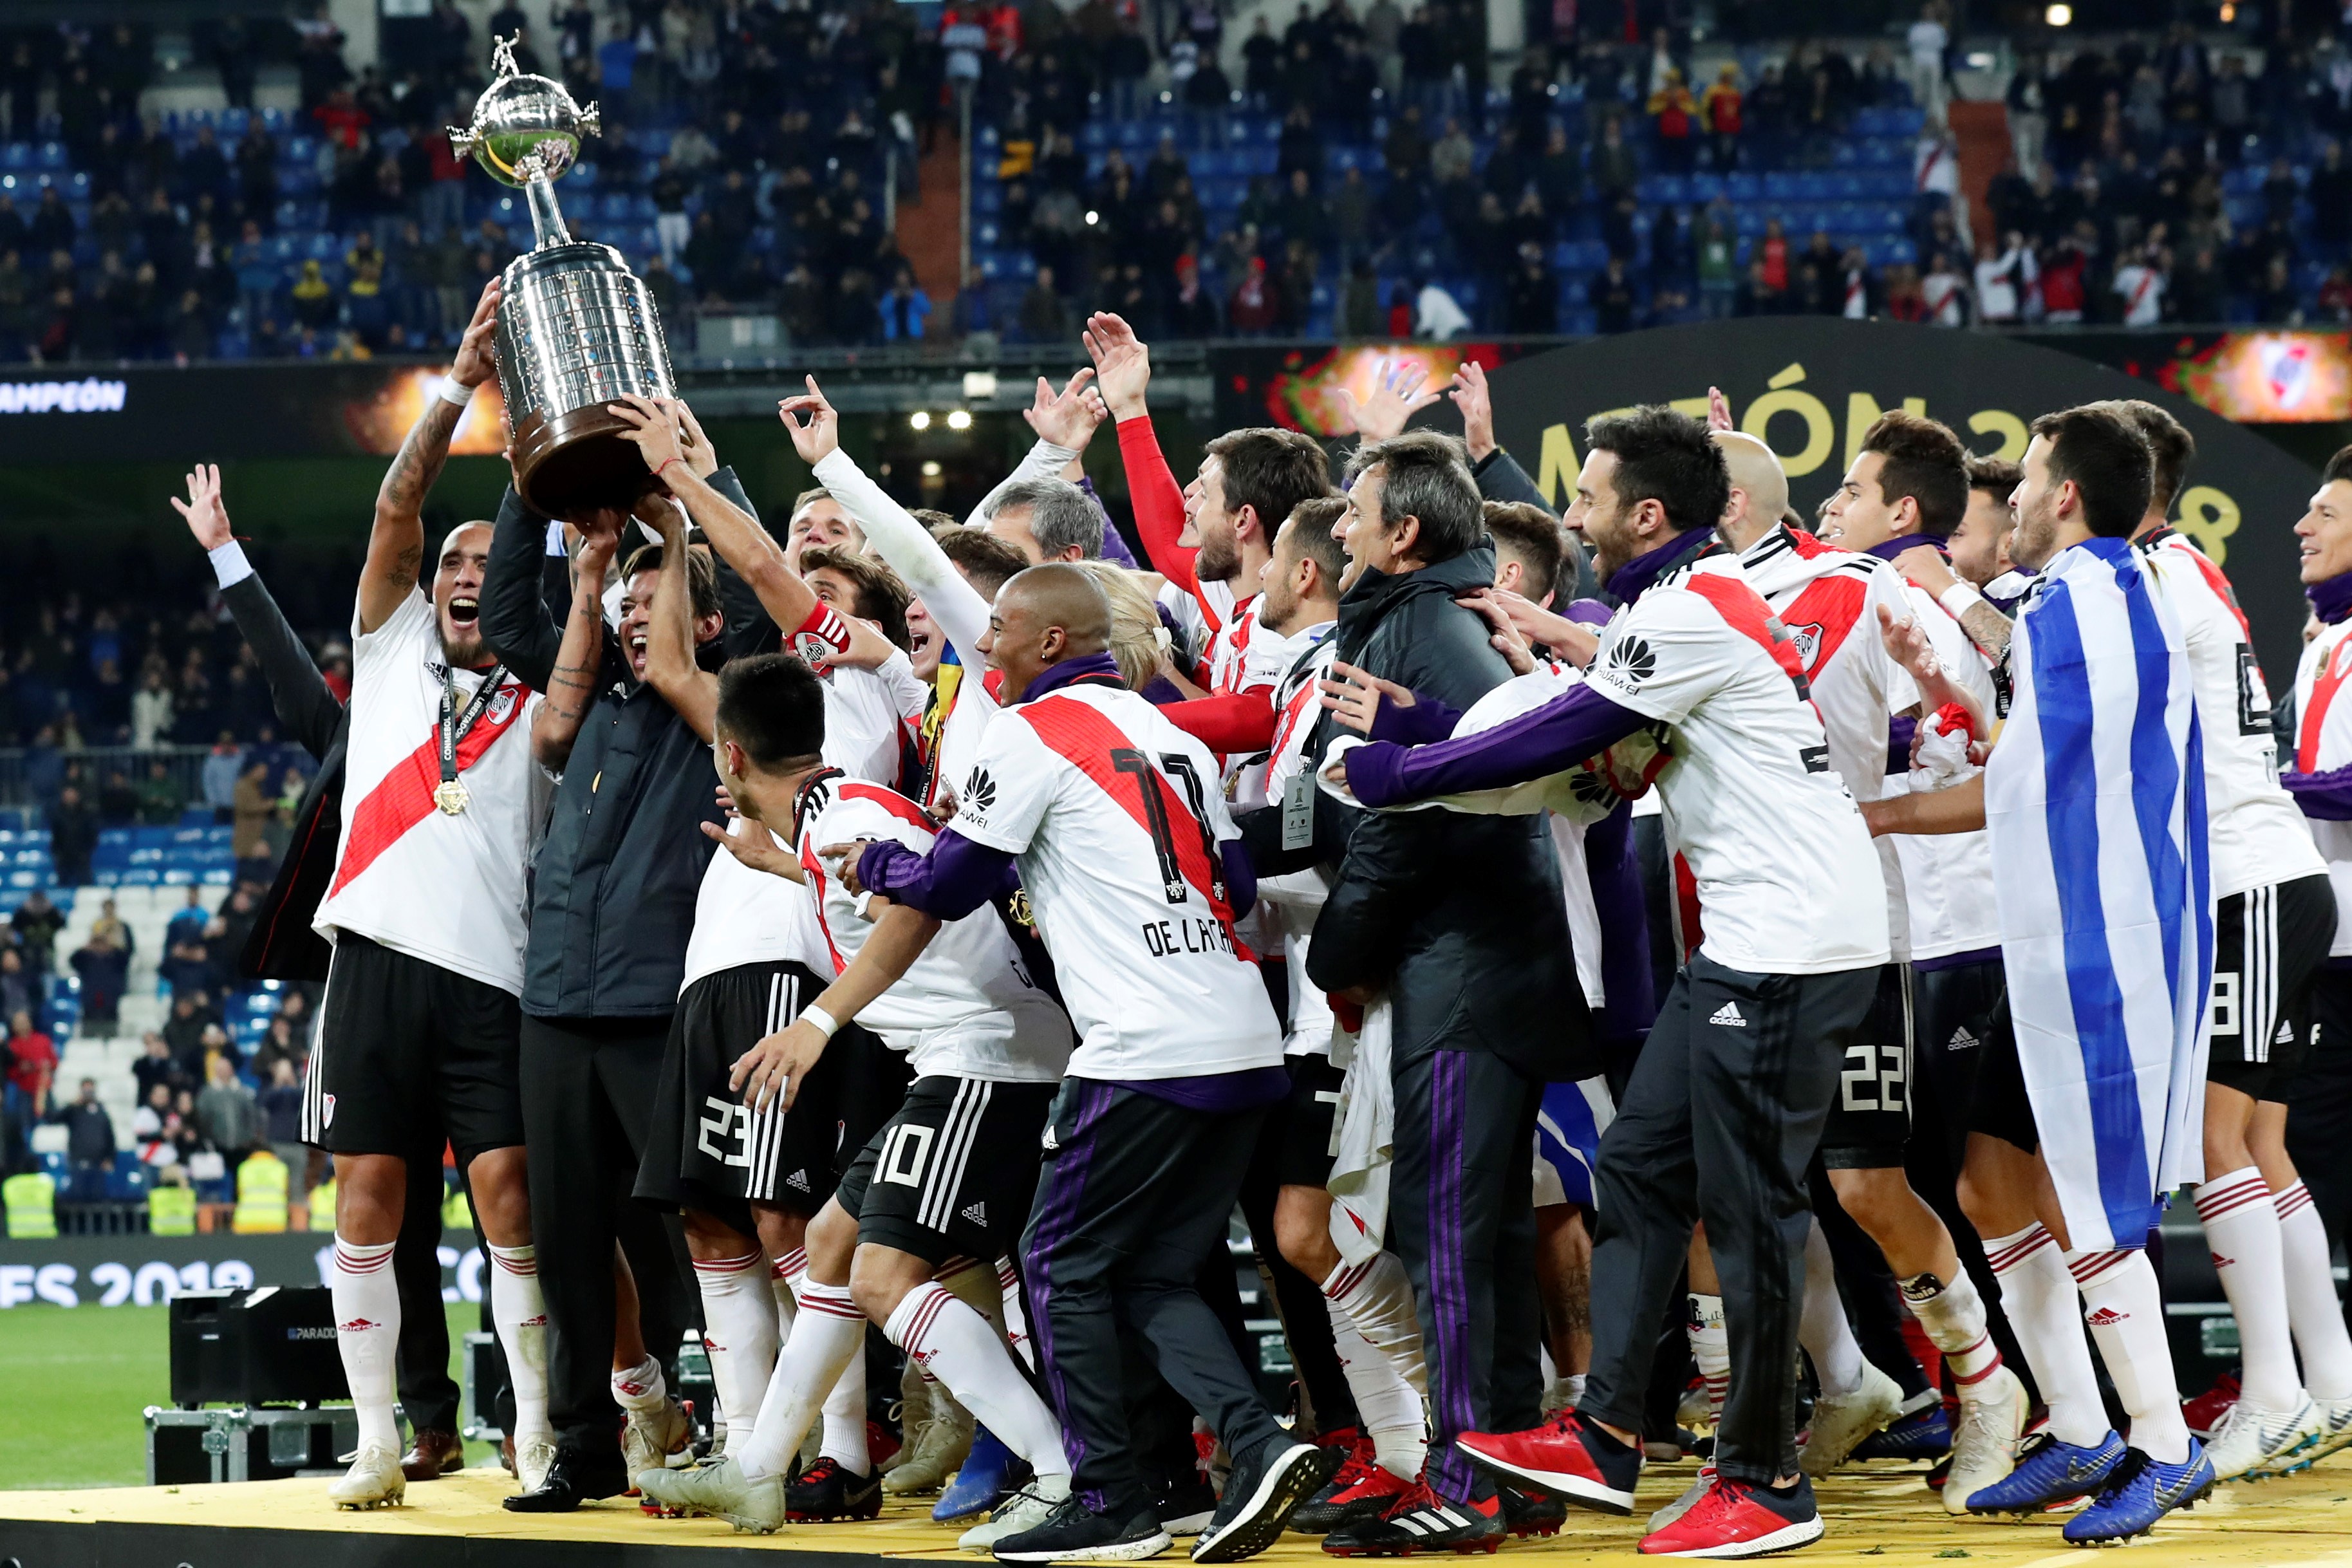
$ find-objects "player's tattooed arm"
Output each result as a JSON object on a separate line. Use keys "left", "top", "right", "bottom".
{"left": 360, "top": 280, "right": 499, "bottom": 635}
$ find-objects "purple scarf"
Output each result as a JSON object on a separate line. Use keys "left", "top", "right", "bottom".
{"left": 1605, "top": 525, "right": 1713, "bottom": 605}
{"left": 2311, "top": 572, "right": 2352, "bottom": 627}
{"left": 1862, "top": 533, "right": 1948, "bottom": 563}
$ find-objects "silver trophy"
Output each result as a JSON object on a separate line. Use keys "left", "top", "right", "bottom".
{"left": 451, "top": 37, "right": 675, "bottom": 518}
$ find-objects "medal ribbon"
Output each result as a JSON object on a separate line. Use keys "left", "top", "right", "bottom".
{"left": 441, "top": 662, "right": 509, "bottom": 789}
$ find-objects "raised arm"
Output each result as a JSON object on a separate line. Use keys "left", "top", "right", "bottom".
{"left": 960, "top": 369, "right": 1098, "bottom": 530}
{"left": 1085, "top": 312, "right": 1204, "bottom": 602}
{"left": 359, "top": 281, "right": 498, "bottom": 633}
{"left": 174, "top": 464, "right": 342, "bottom": 760}
{"left": 640, "top": 497, "right": 718, "bottom": 741}
{"left": 532, "top": 514, "right": 620, "bottom": 770}
{"left": 783, "top": 377, "right": 994, "bottom": 667}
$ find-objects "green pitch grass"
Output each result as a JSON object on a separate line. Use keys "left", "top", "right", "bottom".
{"left": 0, "top": 1303, "right": 494, "bottom": 1489}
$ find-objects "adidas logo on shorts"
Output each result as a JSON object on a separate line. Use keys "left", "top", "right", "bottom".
{"left": 2276, "top": 1019, "right": 2297, "bottom": 1045}
{"left": 961, "top": 1201, "right": 987, "bottom": 1226}
{"left": 1709, "top": 1002, "right": 1748, "bottom": 1028}
{"left": 785, "top": 1169, "right": 812, "bottom": 1191}
{"left": 1948, "top": 1027, "right": 1979, "bottom": 1050}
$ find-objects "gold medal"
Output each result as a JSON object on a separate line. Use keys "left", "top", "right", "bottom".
{"left": 433, "top": 779, "right": 471, "bottom": 816}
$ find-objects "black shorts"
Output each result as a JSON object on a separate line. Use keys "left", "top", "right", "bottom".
{"left": 2209, "top": 873, "right": 2337, "bottom": 1099}
{"left": 1271, "top": 1054, "right": 1347, "bottom": 1190}
{"left": 1965, "top": 985, "right": 2039, "bottom": 1155}
{"left": 1909, "top": 956, "right": 2004, "bottom": 1172}
{"left": 1819, "top": 964, "right": 1913, "bottom": 1170}
{"left": 836, "top": 1075, "right": 1056, "bottom": 1265}
{"left": 304, "top": 931, "right": 523, "bottom": 1166}
{"left": 634, "top": 959, "right": 894, "bottom": 1227}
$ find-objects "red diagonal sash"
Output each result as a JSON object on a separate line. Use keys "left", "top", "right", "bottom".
{"left": 2300, "top": 633, "right": 2352, "bottom": 773}
{"left": 1775, "top": 572, "right": 1869, "bottom": 677}
{"left": 1018, "top": 693, "right": 1255, "bottom": 960}
{"left": 328, "top": 685, "right": 529, "bottom": 897}
{"left": 1683, "top": 569, "right": 1809, "bottom": 687}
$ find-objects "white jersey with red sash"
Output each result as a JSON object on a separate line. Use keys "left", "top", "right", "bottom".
{"left": 2293, "top": 613, "right": 2352, "bottom": 956}
{"left": 313, "top": 588, "right": 546, "bottom": 994}
{"left": 949, "top": 680, "right": 1283, "bottom": 1079}
{"left": 795, "top": 772, "right": 1070, "bottom": 1082}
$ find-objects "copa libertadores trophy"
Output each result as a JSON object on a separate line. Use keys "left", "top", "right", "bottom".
{"left": 452, "top": 37, "right": 676, "bottom": 518}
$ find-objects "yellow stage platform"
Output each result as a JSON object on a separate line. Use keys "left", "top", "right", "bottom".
{"left": 6, "top": 1458, "right": 2352, "bottom": 1567}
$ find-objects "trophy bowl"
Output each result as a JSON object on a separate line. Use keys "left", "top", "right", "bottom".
{"left": 454, "top": 39, "right": 675, "bottom": 519}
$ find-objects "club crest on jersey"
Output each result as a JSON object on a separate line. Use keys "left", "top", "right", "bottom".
{"left": 1603, "top": 635, "right": 1657, "bottom": 686}
{"left": 964, "top": 766, "right": 998, "bottom": 816}
{"left": 487, "top": 683, "right": 518, "bottom": 724}
{"left": 790, "top": 629, "right": 838, "bottom": 668}
{"left": 1786, "top": 622, "right": 1824, "bottom": 669}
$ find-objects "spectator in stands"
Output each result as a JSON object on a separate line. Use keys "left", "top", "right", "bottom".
{"left": 5, "top": 1009, "right": 55, "bottom": 1148}
{"left": 201, "top": 735, "right": 243, "bottom": 817}
{"left": 0, "top": 949, "right": 30, "bottom": 1030}
{"left": 10, "top": 892, "right": 61, "bottom": 976}
{"left": 50, "top": 1079, "right": 116, "bottom": 1202}
{"left": 167, "top": 1087, "right": 203, "bottom": 1170}
{"left": 194, "top": 1051, "right": 259, "bottom": 1159}
{"left": 259, "top": 1056, "right": 308, "bottom": 1197}
{"left": 48, "top": 784, "right": 97, "bottom": 887}
{"left": 1648, "top": 67, "right": 1699, "bottom": 174}
{"left": 163, "top": 991, "right": 212, "bottom": 1075}
{"left": 131, "top": 1082, "right": 180, "bottom": 1175}
{"left": 134, "top": 1032, "right": 189, "bottom": 1106}
{"left": 1703, "top": 64, "right": 1744, "bottom": 171}
{"left": 70, "top": 927, "right": 127, "bottom": 1040}
{"left": 163, "top": 899, "right": 212, "bottom": 1000}
{"left": 231, "top": 757, "right": 275, "bottom": 883}
{"left": 252, "top": 1016, "right": 304, "bottom": 1087}
{"left": 138, "top": 758, "right": 183, "bottom": 825}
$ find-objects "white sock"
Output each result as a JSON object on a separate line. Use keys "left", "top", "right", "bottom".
{"left": 821, "top": 1327, "right": 870, "bottom": 1474}
{"left": 771, "top": 1247, "right": 804, "bottom": 1330}
{"left": 736, "top": 1279, "right": 867, "bottom": 1484}
{"left": 2067, "top": 1248, "right": 2189, "bottom": 1463}
{"left": 695, "top": 1249, "right": 782, "bottom": 1450}
{"left": 885, "top": 1282, "right": 1070, "bottom": 1479}
{"left": 1689, "top": 1292, "right": 1730, "bottom": 1422}
{"left": 997, "top": 1258, "right": 1036, "bottom": 1371}
{"left": 612, "top": 1354, "right": 667, "bottom": 1415}
{"left": 2277, "top": 1182, "right": 2352, "bottom": 1401}
{"left": 1799, "top": 1219, "right": 1865, "bottom": 1399}
{"left": 331, "top": 1236, "right": 400, "bottom": 1455}
{"left": 1321, "top": 1252, "right": 1426, "bottom": 1396}
{"left": 1983, "top": 1223, "right": 2107, "bottom": 1448}
{"left": 1900, "top": 1269, "right": 2004, "bottom": 1388}
{"left": 487, "top": 1243, "right": 553, "bottom": 1448}
{"left": 1551, "top": 1372, "right": 1587, "bottom": 1408}
{"left": 1327, "top": 1299, "right": 1426, "bottom": 1479}
{"left": 2196, "top": 1168, "right": 2300, "bottom": 1410}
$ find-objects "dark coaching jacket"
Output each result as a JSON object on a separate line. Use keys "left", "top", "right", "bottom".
{"left": 479, "top": 469, "right": 776, "bottom": 1022}
{"left": 1282, "top": 542, "right": 1595, "bottom": 1083}
{"left": 228, "top": 570, "right": 347, "bottom": 982}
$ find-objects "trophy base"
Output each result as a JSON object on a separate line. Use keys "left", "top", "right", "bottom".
{"left": 510, "top": 404, "right": 661, "bottom": 520}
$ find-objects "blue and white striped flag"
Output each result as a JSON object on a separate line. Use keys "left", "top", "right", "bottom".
{"left": 1986, "top": 534, "right": 2212, "bottom": 1253}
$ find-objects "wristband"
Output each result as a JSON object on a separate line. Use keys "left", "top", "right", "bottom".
{"left": 1937, "top": 581, "right": 1986, "bottom": 621}
{"left": 654, "top": 454, "right": 685, "bottom": 483}
{"left": 789, "top": 601, "right": 854, "bottom": 664}
{"left": 799, "top": 1003, "right": 841, "bottom": 1040}
{"left": 438, "top": 378, "right": 476, "bottom": 409}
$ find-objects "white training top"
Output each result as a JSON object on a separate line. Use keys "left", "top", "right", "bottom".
{"left": 798, "top": 775, "right": 1072, "bottom": 1082}
{"left": 1883, "top": 576, "right": 2002, "bottom": 961}
{"left": 2142, "top": 535, "right": 2327, "bottom": 901}
{"left": 951, "top": 681, "right": 1284, "bottom": 1080}
{"left": 680, "top": 659, "right": 924, "bottom": 991}
{"left": 1582, "top": 551, "right": 1890, "bottom": 976}
{"left": 313, "top": 588, "right": 547, "bottom": 994}
{"left": 2295, "top": 615, "right": 2352, "bottom": 956}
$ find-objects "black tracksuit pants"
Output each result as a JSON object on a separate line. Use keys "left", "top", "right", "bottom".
{"left": 1390, "top": 1042, "right": 1544, "bottom": 1503}
{"left": 1583, "top": 955, "right": 1878, "bottom": 1485}
{"left": 519, "top": 1014, "right": 695, "bottom": 1472}
{"left": 1022, "top": 1079, "right": 1285, "bottom": 1516}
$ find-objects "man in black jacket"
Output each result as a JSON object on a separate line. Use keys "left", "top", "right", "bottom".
{"left": 1300, "top": 430, "right": 1593, "bottom": 1552}
{"left": 176, "top": 466, "right": 476, "bottom": 1485}
{"left": 480, "top": 409, "right": 782, "bottom": 1511}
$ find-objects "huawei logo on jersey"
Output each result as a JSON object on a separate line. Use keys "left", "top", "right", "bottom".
{"left": 964, "top": 766, "right": 998, "bottom": 815}
{"left": 1603, "top": 636, "right": 1657, "bottom": 686}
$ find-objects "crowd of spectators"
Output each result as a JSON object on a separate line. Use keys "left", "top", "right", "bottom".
{"left": 1, "top": 8, "right": 2349, "bottom": 360}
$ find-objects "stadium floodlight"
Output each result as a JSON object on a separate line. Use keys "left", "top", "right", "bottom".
{"left": 2045, "top": 2, "right": 2071, "bottom": 21}
{"left": 910, "top": 411, "right": 931, "bottom": 431}
{"left": 946, "top": 409, "right": 973, "bottom": 431}
{"left": 922, "top": 460, "right": 942, "bottom": 476}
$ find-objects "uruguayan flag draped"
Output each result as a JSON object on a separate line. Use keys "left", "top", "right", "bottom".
{"left": 1986, "top": 534, "right": 2213, "bottom": 1253}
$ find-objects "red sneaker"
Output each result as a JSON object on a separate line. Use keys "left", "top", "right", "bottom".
{"left": 1456, "top": 1410, "right": 1639, "bottom": 1517}
{"left": 2183, "top": 1372, "right": 2241, "bottom": 1440}
{"left": 1637, "top": 1475, "right": 1824, "bottom": 1558}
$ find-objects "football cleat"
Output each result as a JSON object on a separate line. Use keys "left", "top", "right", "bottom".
{"left": 787, "top": 1455, "right": 884, "bottom": 1521}
{"left": 2061, "top": 1442, "right": 2214, "bottom": 1545}
{"left": 633, "top": 1455, "right": 786, "bottom": 1533}
{"left": 327, "top": 1443, "right": 406, "bottom": 1509}
{"left": 2181, "top": 1371, "right": 2241, "bottom": 1440}
{"left": 1636, "top": 1475, "right": 1824, "bottom": 1558}
{"left": 1320, "top": 1481, "right": 1505, "bottom": 1557}
{"left": 1455, "top": 1409, "right": 1640, "bottom": 1517}
{"left": 937, "top": 1424, "right": 1030, "bottom": 1522}
{"left": 1962, "top": 1430, "right": 2126, "bottom": 1514}
{"left": 1291, "top": 1459, "right": 1419, "bottom": 1535}
{"left": 1853, "top": 1403, "right": 1950, "bottom": 1461}
{"left": 1798, "top": 1361, "right": 1903, "bottom": 1476}
{"left": 2205, "top": 1395, "right": 2319, "bottom": 1480}
{"left": 1941, "top": 1365, "right": 2028, "bottom": 1515}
